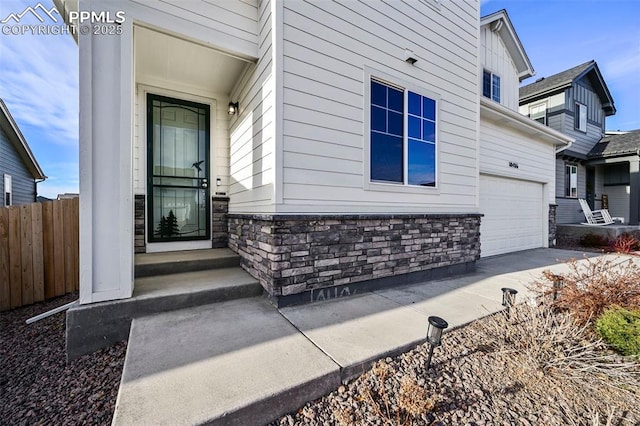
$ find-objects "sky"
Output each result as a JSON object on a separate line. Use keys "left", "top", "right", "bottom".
{"left": 0, "top": 0, "right": 639, "bottom": 198}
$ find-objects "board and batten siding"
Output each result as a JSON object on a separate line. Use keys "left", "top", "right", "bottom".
{"left": 228, "top": 0, "right": 276, "bottom": 213}
{"left": 567, "top": 79, "right": 604, "bottom": 128}
{"left": 123, "top": 0, "right": 259, "bottom": 59}
{"left": 279, "top": 0, "right": 479, "bottom": 213}
{"left": 604, "top": 185, "right": 629, "bottom": 223}
{"left": 480, "top": 25, "right": 519, "bottom": 111}
{"left": 0, "top": 127, "right": 36, "bottom": 205}
{"left": 479, "top": 119, "right": 556, "bottom": 201}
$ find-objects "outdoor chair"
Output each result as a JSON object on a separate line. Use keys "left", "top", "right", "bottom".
{"left": 578, "top": 198, "right": 614, "bottom": 225}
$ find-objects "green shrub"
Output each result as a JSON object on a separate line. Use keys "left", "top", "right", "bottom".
{"left": 596, "top": 306, "right": 640, "bottom": 357}
{"left": 579, "top": 232, "right": 609, "bottom": 248}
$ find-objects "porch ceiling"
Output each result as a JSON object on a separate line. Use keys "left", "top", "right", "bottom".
{"left": 134, "top": 26, "right": 249, "bottom": 95}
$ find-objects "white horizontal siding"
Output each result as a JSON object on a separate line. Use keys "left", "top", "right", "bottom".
{"left": 228, "top": 0, "right": 276, "bottom": 213}
{"left": 122, "top": 0, "right": 259, "bottom": 59}
{"left": 280, "top": 0, "right": 479, "bottom": 213}
{"left": 479, "top": 118, "right": 556, "bottom": 204}
{"left": 480, "top": 26, "right": 519, "bottom": 111}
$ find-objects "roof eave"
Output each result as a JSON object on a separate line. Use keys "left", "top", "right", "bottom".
{"left": 0, "top": 100, "right": 47, "bottom": 180}
{"left": 480, "top": 10, "right": 534, "bottom": 80}
{"left": 480, "top": 97, "right": 574, "bottom": 147}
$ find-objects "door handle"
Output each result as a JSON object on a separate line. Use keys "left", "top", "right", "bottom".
{"left": 201, "top": 178, "right": 208, "bottom": 189}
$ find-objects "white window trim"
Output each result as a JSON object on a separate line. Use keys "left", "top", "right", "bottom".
{"left": 483, "top": 69, "right": 501, "bottom": 103}
{"left": 529, "top": 101, "right": 547, "bottom": 125}
{"left": 565, "top": 164, "right": 578, "bottom": 198}
{"left": 4, "top": 174, "right": 12, "bottom": 207}
{"left": 363, "top": 67, "right": 440, "bottom": 194}
{"left": 575, "top": 102, "right": 587, "bottom": 132}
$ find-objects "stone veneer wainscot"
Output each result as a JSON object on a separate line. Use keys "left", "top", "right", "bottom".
{"left": 228, "top": 214, "right": 481, "bottom": 306}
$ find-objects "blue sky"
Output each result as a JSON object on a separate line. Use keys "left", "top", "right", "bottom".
{"left": 0, "top": 0, "right": 639, "bottom": 198}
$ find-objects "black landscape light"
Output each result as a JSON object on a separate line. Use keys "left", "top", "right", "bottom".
{"left": 553, "top": 279, "right": 564, "bottom": 301}
{"left": 425, "top": 316, "right": 448, "bottom": 370}
{"left": 501, "top": 287, "right": 518, "bottom": 314}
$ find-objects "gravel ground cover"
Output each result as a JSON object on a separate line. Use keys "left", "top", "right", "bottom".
{"left": 0, "top": 294, "right": 126, "bottom": 426}
{"left": 2, "top": 292, "right": 638, "bottom": 426}
{"left": 275, "top": 304, "right": 640, "bottom": 426}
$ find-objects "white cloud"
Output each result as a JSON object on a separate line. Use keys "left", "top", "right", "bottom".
{"left": 0, "top": 1, "right": 78, "bottom": 146}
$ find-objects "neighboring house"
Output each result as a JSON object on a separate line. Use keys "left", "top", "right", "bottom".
{"left": 0, "top": 99, "right": 46, "bottom": 206}
{"left": 478, "top": 10, "right": 572, "bottom": 255}
{"left": 519, "top": 61, "right": 621, "bottom": 224}
{"left": 54, "top": 1, "right": 569, "bottom": 306}
{"left": 587, "top": 129, "right": 640, "bottom": 223}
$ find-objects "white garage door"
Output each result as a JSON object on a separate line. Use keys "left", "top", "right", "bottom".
{"left": 480, "top": 174, "right": 544, "bottom": 257}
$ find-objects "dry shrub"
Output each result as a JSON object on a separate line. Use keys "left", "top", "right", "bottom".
{"left": 476, "top": 303, "right": 640, "bottom": 423}
{"left": 536, "top": 256, "right": 640, "bottom": 326}
{"left": 610, "top": 232, "right": 640, "bottom": 254}
{"left": 358, "top": 360, "right": 436, "bottom": 425}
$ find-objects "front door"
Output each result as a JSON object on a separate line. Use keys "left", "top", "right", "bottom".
{"left": 147, "top": 94, "right": 210, "bottom": 242}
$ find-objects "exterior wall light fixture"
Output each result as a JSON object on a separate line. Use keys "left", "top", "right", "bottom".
{"left": 228, "top": 101, "right": 239, "bottom": 115}
{"left": 404, "top": 48, "right": 418, "bottom": 65}
{"left": 425, "top": 315, "right": 448, "bottom": 369}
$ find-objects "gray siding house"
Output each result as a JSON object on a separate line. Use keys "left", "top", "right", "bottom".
{"left": 519, "top": 61, "right": 624, "bottom": 224}
{"left": 0, "top": 99, "right": 46, "bottom": 205}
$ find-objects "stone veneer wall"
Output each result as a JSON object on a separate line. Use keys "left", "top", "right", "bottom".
{"left": 134, "top": 195, "right": 145, "bottom": 253}
{"left": 212, "top": 196, "right": 230, "bottom": 248}
{"left": 228, "top": 214, "right": 481, "bottom": 305}
{"left": 548, "top": 204, "right": 557, "bottom": 248}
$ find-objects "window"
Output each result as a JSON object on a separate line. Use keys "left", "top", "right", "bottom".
{"left": 565, "top": 165, "right": 578, "bottom": 197}
{"left": 575, "top": 102, "right": 587, "bottom": 132}
{"left": 3, "top": 174, "right": 11, "bottom": 206}
{"left": 529, "top": 102, "right": 547, "bottom": 125}
{"left": 482, "top": 70, "right": 500, "bottom": 102}
{"left": 370, "top": 79, "right": 437, "bottom": 187}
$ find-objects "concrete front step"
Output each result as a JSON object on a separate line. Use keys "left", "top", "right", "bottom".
{"left": 112, "top": 298, "right": 341, "bottom": 426}
{"left": 66, "top": 267, "right": 262, "bottom": 360}
{"left": 135, "top": 248, "right": 240, "bottom": 278}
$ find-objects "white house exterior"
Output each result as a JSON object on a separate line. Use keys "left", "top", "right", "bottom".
{"left": 57, "top": 1, "right": 571, "bottom": 307}
{"left": 478, "top": 10, "right": 572, "bottom": 256}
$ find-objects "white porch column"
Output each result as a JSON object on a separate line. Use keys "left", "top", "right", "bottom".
{"left": 630, "top": 158, "right": 640, "bottom": 225}
{"left": 78, "top": 4, "right": 134, "bottom": 304}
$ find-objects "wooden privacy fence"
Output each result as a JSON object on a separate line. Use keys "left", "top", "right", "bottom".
{"left": 0, "top": 198, "right": 79, "bottom": 311}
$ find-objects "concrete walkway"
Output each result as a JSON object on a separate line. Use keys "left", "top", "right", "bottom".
{"left": 112, "top": 248, "right": 600, "bottom": 425}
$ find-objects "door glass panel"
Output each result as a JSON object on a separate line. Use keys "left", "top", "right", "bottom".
{"left": 148, "top": 95, "right": 210, "bottom": 242}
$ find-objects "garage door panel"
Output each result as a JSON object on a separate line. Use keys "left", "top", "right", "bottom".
{"left": 480, "top": 174, "right": 543, "bottom": 257}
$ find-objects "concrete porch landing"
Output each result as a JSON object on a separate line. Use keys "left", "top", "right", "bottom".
{"left": 113, "top": 248, "right": 609, "bottom": 425}
{"left": 66, "top": 249, "right": 262, "bottom": 360}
